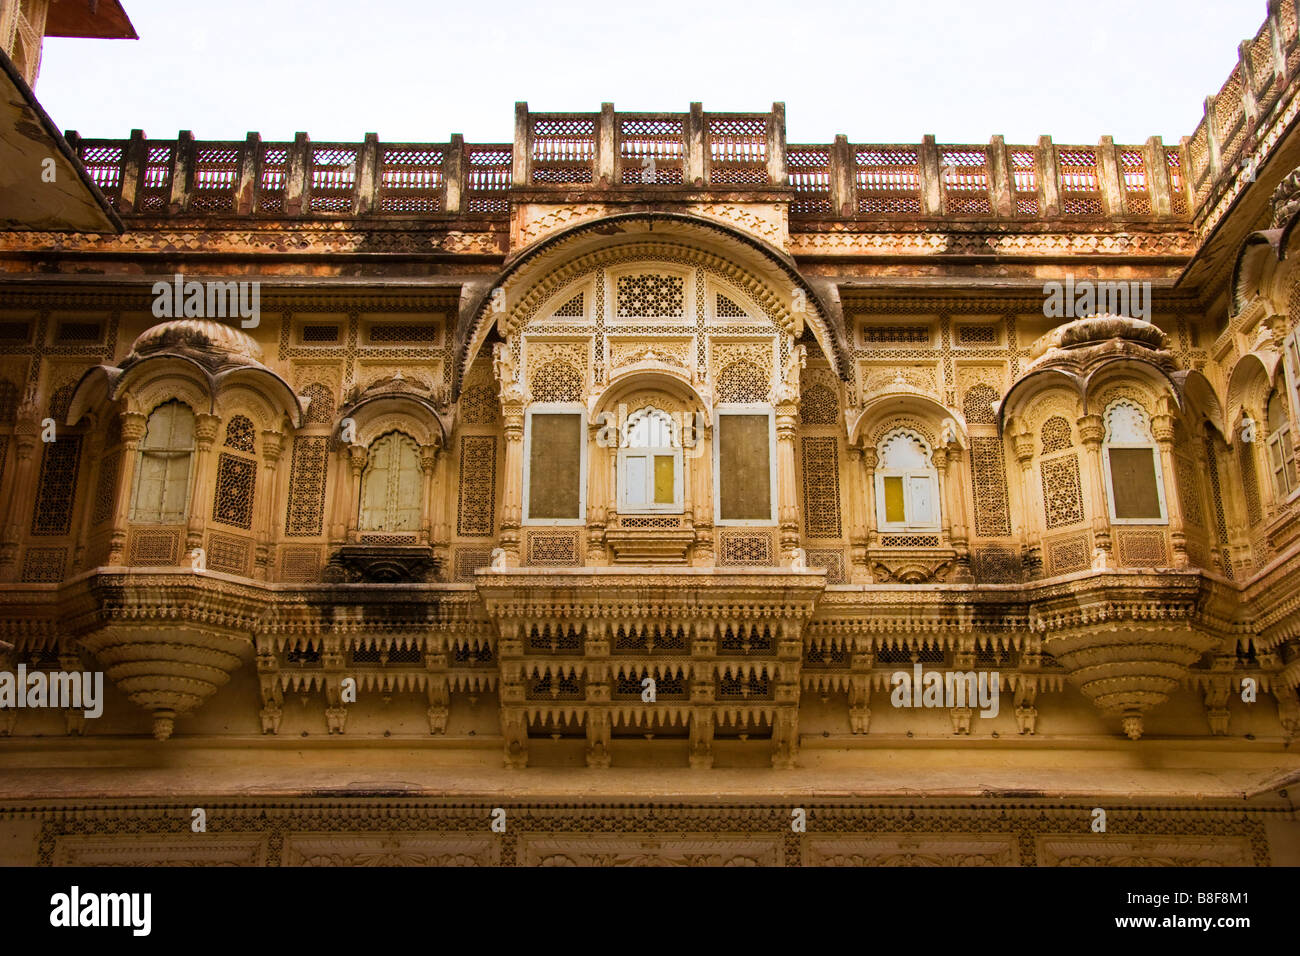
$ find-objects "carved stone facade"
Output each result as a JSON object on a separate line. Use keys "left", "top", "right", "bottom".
{"left": 6, "top": 36, "right": 1300, "bottom": 863}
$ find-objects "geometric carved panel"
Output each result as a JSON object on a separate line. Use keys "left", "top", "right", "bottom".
{"left": 970, "top": 436, "right": 1011, "bottom": 537}
{"left": 1041, "top": 454, "right": 1085, "bottom": 529}
{"left": 457, "top": 435, "right": 496, "bottom": 537}
{"left": 800, "top": 436, "right": 841, "bottom": 538}
{"left": 1115, "top": 528, "right": 1169, "bottom": 568}
{"left": 804, "top": 548, "right": 845, "bottom": 583}
{"left": 519, "top": 834, "right": 781, "bottom": 867}
{"left": 805, "top": 833, "right": 1019, "bottom": 866}
{"left": 281, "top": 834, "right": 498, "bottom": 866}
{"left": 21, "top": 546, "right": 67, "bottom": 583}
{"left": 1045, "top": 532, "right": 1091, "bottom": 575}
{"left": 127, "top": 528, "right": 182, "bottom": 566}
{"left": 525, "top": 530, "right": 579, "bottom": 566}
{"left": 718, "top": 530, "right": 774, "bottom": 565}
{"left": 207, "top": 532, "right": 251, "bottom": 576}
{"left": 285, "top": 437, "right": 328, "bottom": 537}
{"left": 50, "top": 834, "right": 269, "bottom": 867}
{"left": 1036, "top": 835, "right": 1252, "bottom": 867}
{"left": 212, "top": 453, "right": 256, "bottom": 530}
{"left": 279, "top": 545, "right": 321, "bottom": 582}
{"left": 31, "top": 436, "right": 81, "bottom": 536}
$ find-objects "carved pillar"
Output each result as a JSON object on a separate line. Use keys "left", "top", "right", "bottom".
{"left": 70, "top": 418, "right": 104, "bottom": 571}
{"left": 1078, "top": 414, "right": 1112, "bottom": 568}
{"left": 499, "top": 404, "right": 525, "bottom": 568}
{"left": 860, "top": 444, "right": 881, "bottom": 579}
{"left": 327, "top": 439, "right": 350, "bottom": 545}
{"left": 933, "top": 446, "right": 952, "bottom": 549}
{"left": 776, "top": 404, "right": 800, "bottom": 564}
{"left": 1011, "top": 424, "right": 1042, "bottom": 578}
{"left": 186, "top": 413, "right": 220, "bottom": 553}
{"left": 692, "top": 419, "right": 713, "bottom": 565}
{"left": 945, "top": 442, "right": 973, "bottom": 582}
{"left": 1152, "top": 411, "right": 1188, "bottom": 568}
{"left": 344, "top": 443, "right": 366, "bottom": 542}
{"left": 419, "top": 441, "right": 438, "bottom": 548}
{"left": 105, "top": 411, "right": 146, "bottom": 566}
{"left": 0, "top": 420, "right": 38, "bottom": 577}
{"left": 586, "top": 418, "right": 609, "bottom": 564}
{"left": 846, "top": 446, "right": 870, "bottom": 584}
{"left": 254, "top": 429, "right": 284, "bottom": 580}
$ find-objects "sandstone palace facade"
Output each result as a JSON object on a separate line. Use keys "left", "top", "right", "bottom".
{"left": 4, "top": 3, "right": 1300, "bottom": 868}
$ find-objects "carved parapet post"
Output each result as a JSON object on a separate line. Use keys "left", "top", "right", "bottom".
{"left": 1077, "top": 414, "right": 1111, "bottom": 568}
{"left": 1202, "top": 655, "right": 1236, "bottom": 736}
{"left": 1013, "top": 674, "right": 1039, "bottom": 735}
{"left": 58, "top": 647, "right": 86, "bottom": 736}
{"left": 322, "top": 635, "right": 348, "bottom": 735}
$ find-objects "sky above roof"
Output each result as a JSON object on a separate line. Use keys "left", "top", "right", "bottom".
{"left": 35, "top": 0, "right": 1265, "bottom": 147}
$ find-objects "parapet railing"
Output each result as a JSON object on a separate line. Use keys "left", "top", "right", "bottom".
{"left": 1184, "top": 0, "right": 1300, "bottom": 219}
{"left": 64, "top": 103, "right": 1190, "bottom": 223}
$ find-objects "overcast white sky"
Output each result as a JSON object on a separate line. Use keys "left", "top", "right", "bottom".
{"left": 34, "top": 0, "right": 1266, "bottom": 147}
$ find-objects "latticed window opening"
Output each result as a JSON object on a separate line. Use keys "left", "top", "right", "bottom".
{"left": 1120, "top": 149, "right": 1152, "bottom": 215}
{"left": 224, "top": 415, "right": 255, "bottom": 453}
{"left": 310, "top": 146, "right": 358, "bottom": 212}
{"left": 708, "top": 117, "right": 768, "bottom": 185}
{"left": 970, "top": 436, "right": 1011, "bottom": 537}
{"left": 1010, "top": 149, "right": 1039, "bottom": 216}
{"left": 962, "top": 384, "right": 998, "bottom": 425}
{"left": 529, "top": 361, "right": 584, "bottom": 403}
{"left": 1166, "top": 148, "right": 1188, "bottom": 216}
{"left": 212, "top": 452, "right": 256, "bottom": 530}
{"left": 800, "top": 384, "right": 838, "bottom": 425}
{"left": 285, "top": 436, "right": 328, "bottom": 536}
{"left": 138, "top": 144, "right": 173, "bottom": 212}
{"left": 131, "top": 400, "right": 194, "bottom": 524}
{"left": 1057, "top": 148, "right": 1103, "bottom": 216}
{"left": 78, "top": 142, "right": 125, "bottom": 207}
{"left": 466, "top": 147, "right": 511, "bottom": 213}
{"left": 379, "top": 146, "right": 445, "bottom": 212}
{"left": 532, "top": 117, "right": 595, "bottom": 184}
{"left": 301, "top": 383, "right": 335, "bottom": 425}
{"left": 359, "top": 431, "right": 422, "bottom": 532}
{"left": 191, "top": 144, "right": 241, "bottom": 212}
{"left": 941, "top": 148, "right": 991, "bottom": 215}
{"left": 616, "top": 273, "right": 684, "bottom": 318}
{"left": 258, "top": 144, "right": 290, "bottom": 213}
{"left": 861, "top": 324, "right": 929, "bottom": 345}
{"left": 612, "top": 622, "right": 686, "bottom": 654}
{"left": 717, "top": 671, "right": 771, "bottom": 699}
{"left": 619, "top": 118, "right": 685, "bottom": 184}
{"left": 31, "top": 437, "right": 81, "bottom": 536}
{"left": 716, "top": 361, "right": 769, "bottom": 403}
{"left": 788, "top": 147, "right": 832, "bottom": 215}
{"left": 720, "top": 623, "right": 775, "bottom": 654}
{"left": 526, "top": 622, "right": 583, "bottom": 654}
{"left": 855, "top": 147, "right": 921, "bottom": 215}
{"left": 615, "top": 669, "right": 686, "bottom": 698}
{"left": 1040, "top": 416, "right": 1073, "bottom": 454}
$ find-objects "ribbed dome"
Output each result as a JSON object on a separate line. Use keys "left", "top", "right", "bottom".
{"left": 129, "top": 319, "right": 264, "bottom": 367}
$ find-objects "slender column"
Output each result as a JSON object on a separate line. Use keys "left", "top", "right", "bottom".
{"left": 0, "top": 423, "right": 39, "bottom": 579}
{"left": 70, "top": 421, "right": 104, "bottom": 571}
{"left": 345, "top": 444, "right": 366, "bottom": 542}
{"left": 846, "top": 445, "right": 869, "bottom": 583}
{"left": 933, "top": 446, "right": 952, "bottom": 548}
{"left": 775, "top": 405, "right": 800, "bottom": 564}
{"left": 1078, "top": 414, "right": 1112, "bottom": 568}
{"left": 253, "top": 430, "right": 284, "bottom": 579}
{"left": 586, "top": 418, "right": 608, "bottom": 564}
{"left": 1152, "top": 411, "right": 1187, "bottom": 568}
{"left": 419, "top": 442, "right": 438, "bottom": 547}
{"left": 185, "top": 413, "right": 220, "bottom": 554}
{"left": 499, "top": 407, "right": 525, "bottom": 567}
{"left": 945, "top": 442, "right": 973, "bottom": 582}
{"left": 1012, "top": 425, "right": 1042, "bottom": 578}
{"left": 105, "top": 412, "right": 146, "bottom": 566}
{"left": 692, "top": 419, "right": 713, "bottom": 565}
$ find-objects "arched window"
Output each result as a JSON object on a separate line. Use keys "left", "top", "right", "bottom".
{"left": 131, "top": 400, "right": 195, "bottom": 524}
{"left": 1102, "top": 400, "right": 1166, "bottom": 523}
{"left": 1267, "top": 388, "right": 1297, "bottom": 499}
{"left": 875, "top": 428, "right": 940, "bottom": 531}
{"left": 359, "top": 432, "right": 422, "bottom": 531}
{"left": 618, "top": 406, "right": 683, "bottom": 513}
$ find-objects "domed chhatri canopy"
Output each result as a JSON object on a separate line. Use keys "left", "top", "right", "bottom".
{"left": 125, "top": 318, "right": 266, "bottom": 369}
